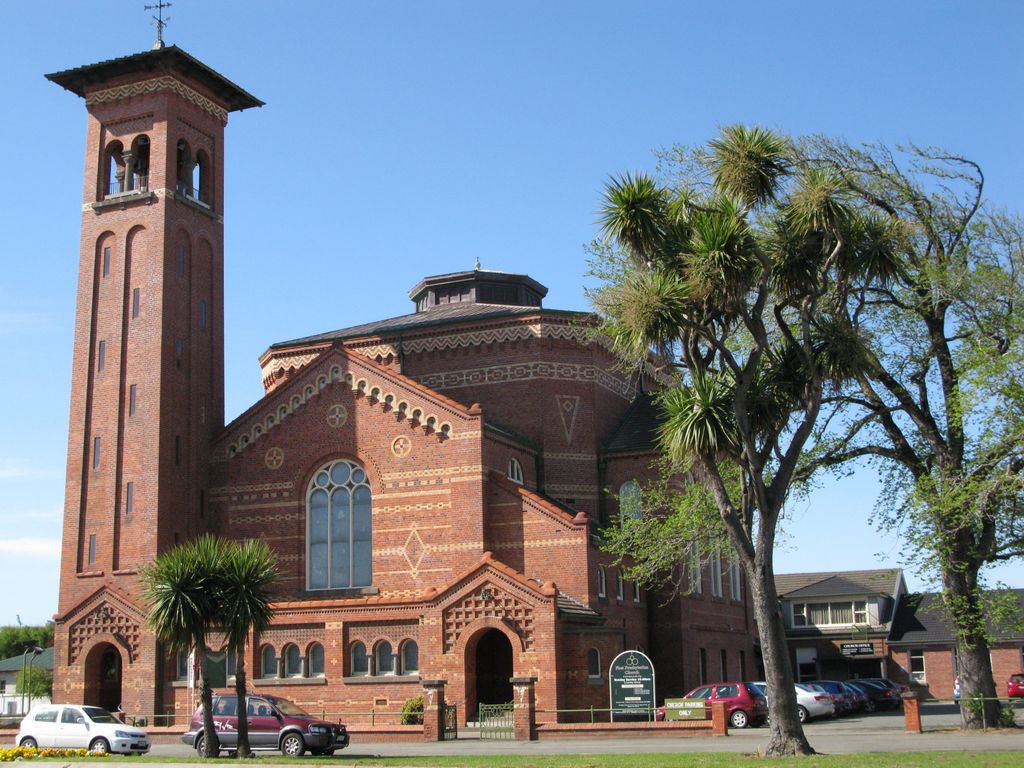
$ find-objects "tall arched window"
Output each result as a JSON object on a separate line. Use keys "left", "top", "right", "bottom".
{"left": 307, "top": 459, "right": 372, "bottom": 589}
{"left": 375, "top": 641, "right": 394, "bottom": 676}
{"left": 260, "top": 645, "right": 277, "bottom": 679}
{"left": 401, "top": 640, "right": 419, "bottom": 674}
{"left": 507, "top": 457, "right": 524, "bottom": 484}
{"left": 308, "top": 643, "right": 325, "bottom": 677}
{"left": 587, "top": 648, "right": 601, "bottom": 678}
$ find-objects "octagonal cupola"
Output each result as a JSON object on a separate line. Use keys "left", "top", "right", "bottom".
{"left": 409, "top": 269, "right": 548, "bottom": 313}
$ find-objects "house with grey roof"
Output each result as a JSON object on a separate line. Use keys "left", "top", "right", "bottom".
{"left": 775, "top": 569, "right": 905, "bottom": 681}
{"left": 888, "top": 590, "right": 1024, "bottom": 699}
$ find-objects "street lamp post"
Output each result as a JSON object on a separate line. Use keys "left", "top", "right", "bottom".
{"left": 19, "top": 641, "right": 43, "bottom": 715}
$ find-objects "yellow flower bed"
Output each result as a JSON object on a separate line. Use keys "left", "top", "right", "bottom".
{"left": 0, "top": 746, "right": 92, "bottom": 761}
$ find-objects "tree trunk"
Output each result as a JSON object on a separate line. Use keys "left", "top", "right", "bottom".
{"left": 197, "top": 644, "right": 220, "bottom": 757}
{"left": 235, "top": 650, "right": 251, "bottom": 758}
{"left": 748, "top": 567, "right": 815, "bottom": 756}
{"left": 943, "top": 568, "right": 1001, "bottom": 728}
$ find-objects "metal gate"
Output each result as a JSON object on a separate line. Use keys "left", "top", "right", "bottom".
{"left": 443, "top": 703, "right": 458, "bottom": 740}
{"left": 478, "top": 702, "right": 514, "bottom": 739}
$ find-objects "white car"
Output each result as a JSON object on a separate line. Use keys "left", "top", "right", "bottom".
{"left": 17, "top": 704, "right": 150, "bottom": 754}
{"left": 751, "top": 682, "right": 836, "bottom": 723}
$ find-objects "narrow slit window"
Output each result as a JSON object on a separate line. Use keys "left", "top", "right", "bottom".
{"left": 93, "top": 436, "right": 101, "bottom": 469}
{"left": 125, "top": 481, "right": 134, "bottom": 516}
{"left": 129, "top": 384, "right": 137, "bottom": 416}
{"left": 177, "top": 244, "right": 185, "bottom": 276}
{"left": 97, "top": 340, "right": 106, "bottom": 372}
{"left": 132, "top": 288, "right": 140, "bottom": 319}
{"left": 87, "top": 534, "right": 96, "bottom": 566}
{"left": 199, "top": 300, "right": 207, "bottom": 332}
{"left": 102, "top": 247, "right": 110, "bottom": 277}
{"left": 175, "top": 338, "right": 183, "bottom": 369}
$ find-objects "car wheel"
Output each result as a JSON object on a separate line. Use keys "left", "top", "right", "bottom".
{"left": 281, "top": 733, "right": 306, "bottom": 757}
{"left": 19, "top": 737, "right": 38, "bottom": 749}
{"left": 729, "top": 709, "right": 750, "bottom": 729}
{"left": 89, "top": 737, "right": 111, "bottom": 755}
{"left": 864, "top": 700, "right": 876, "bottom": 713}
{"left": 195, "top": 734, "right": 219, "bottom": 758}
{"left": 797, "top": 705, "right": 809, "bottom": 724}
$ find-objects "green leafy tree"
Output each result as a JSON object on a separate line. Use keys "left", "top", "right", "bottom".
{"left": 141, "top": 535, "right": 230, "bottom": 757}
{"left": 220, "top": 539, "right": 277, "bottom": 758}
{"left": 790, "top": 139, "right": 1024, "bottom": 728}
{"left": 0, "top": 625, "right": 53, "bottom": 660}
{"left": 594, "top": 125, "right": 894, "bottom": 756}
{"left": 16, "top": 666, "right": 52, "bottom": 697}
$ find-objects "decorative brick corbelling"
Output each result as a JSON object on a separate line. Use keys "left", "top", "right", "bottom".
{"left": 86, "top": 76, "right": 229, "bottom": 122}
{"left": 419, "top": 360, "right": 637, "bottom": 401}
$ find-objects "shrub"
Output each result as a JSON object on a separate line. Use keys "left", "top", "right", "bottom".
{"left": 400, "top": 695, "right": 424, "bottom": 725}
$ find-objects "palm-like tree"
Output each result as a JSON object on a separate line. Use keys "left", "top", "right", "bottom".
{"left": 220, "top": 540, "right": 277, "bottom": 758}
{"left": 141, "top": 535, "right": 229, "bottom": 758}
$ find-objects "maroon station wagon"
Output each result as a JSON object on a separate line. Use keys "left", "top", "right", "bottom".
{"left": 678, "top": 682, "right": 768, "bottom": 729}
{"left": 182, "top": 694, "right": 348, "bottom": 757}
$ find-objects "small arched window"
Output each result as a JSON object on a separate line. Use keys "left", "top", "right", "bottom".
{"left": 616, "top": 571, "right": 625, "bottom": 601}
{"left": 350, "top": 642, "right": 368, "bottom": 676}
{"left": 175, "top": 650, "right": 191, "bottom": 681}
{"left": 587, "top": 648, "right": 601, "bottom": 678}
{"left": 260, "top": 645, "right": 277, "bottom": 679}
{"left": 104, "top": 140, "right": 125, "bottom": 198}
{"left": 375, "top": 641, "right": 394, "bottom": 676}
{"left": 176, "top": 140, "right": 193, "bottom": 198}
{"left": 401, "top": 641, "right": 419, "bottom": 675}
{"left": 619, "top": 480, "right": 642, "bottom": 525}
{"left": 507, "top": 457, "right": 524, "bottom": 484}
{"left": 308, "top": 643, "right": 325, "bottom": 677}
{"left": 284, "top": 644, "right": 302, "bottom": 677}
{"left": 130, "top": 135, "right": 150, "bottom": 192}
{"left": 194, "top": 149, "right": 212, "bottom": 206}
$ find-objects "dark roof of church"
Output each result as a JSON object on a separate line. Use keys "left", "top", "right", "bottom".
{"left": 600, "top": 391, "right": 662, "bottom": 455}
{"left": 46, "top": 45, "right": 263, "bottom": 111}
{"left": 888, "top": 590, "right": 1024, "bottom": 645}
{"left": 268, "top": 303, "right": 584, "bottom": 351}
{"left": 557, "top": 592, "right": 604, "bottom": 622}
{"left": 775, "top": 569, "right": 901, "bottom": 599}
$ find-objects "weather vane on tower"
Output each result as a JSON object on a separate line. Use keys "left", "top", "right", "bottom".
{"left": 145, "top": 1, "right": 172, "bottom": 50}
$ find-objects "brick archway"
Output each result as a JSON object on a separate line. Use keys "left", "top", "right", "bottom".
{"left": 83, "top": 641, "right": 123, "bottom": 712}
{"left": 458, "top": 618, "right": 522, "bottom": 721}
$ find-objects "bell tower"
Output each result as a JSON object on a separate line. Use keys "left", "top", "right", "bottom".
{"left": 47, "top": 46, "right": 261, "bottom": 710}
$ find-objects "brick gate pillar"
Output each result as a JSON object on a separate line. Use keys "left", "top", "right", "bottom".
{"left": 421, "top": 679, "right": 447, "bottom": 742}
{"left": 511, "top": 676, "right": 538, "bottom": 741}
{"left": 902, "top": 692, "right": 922, "bottom": 733}
{"left": 711, "top": 701, "right": 729, "bottom": 736}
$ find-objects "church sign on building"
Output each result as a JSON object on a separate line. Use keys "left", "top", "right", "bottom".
{"left": 609, "top": 650, "right": 656, "bottom": 721}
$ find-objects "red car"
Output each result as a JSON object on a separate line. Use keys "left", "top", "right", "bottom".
{"left": 1009, "top": 673, "right": 1024, "bottom": 698}
{"left": 678, "top": 682, "right": 768, "bottom": 729}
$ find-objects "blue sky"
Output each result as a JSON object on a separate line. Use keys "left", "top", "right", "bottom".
{"left": 2, "top": 1, "right": 1022, "bottom": 626}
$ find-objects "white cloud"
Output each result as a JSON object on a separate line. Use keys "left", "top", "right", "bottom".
{"left": 0, "top": 538, "right": 60, "bottom": 558}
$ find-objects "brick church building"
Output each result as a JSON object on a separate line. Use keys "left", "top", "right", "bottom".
{"left": 46, "top": 43, "right": 755, "bottom": 725}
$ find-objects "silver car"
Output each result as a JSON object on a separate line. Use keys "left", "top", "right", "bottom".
{"left": 751, "top": 681, "right": 836, "bottom": 723}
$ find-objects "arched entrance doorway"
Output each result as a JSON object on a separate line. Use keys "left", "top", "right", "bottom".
{"left": 83, "top": 643, "right": 122, "bottom": 711}
{"left": 474, "top": 629, "right": 513, "bottom": 708}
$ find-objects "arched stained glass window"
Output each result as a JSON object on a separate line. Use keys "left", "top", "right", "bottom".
{"left": 308, "top": 643, "right": 325, "bottom": 677}
{"left": 307, "top": 459, "right": 372, "bottom": 589}
{"left": 260, "top": 645, "right": 277, "bottom": 679}
{"left": 401, "top": 641, "right": 419, "bottom": 674}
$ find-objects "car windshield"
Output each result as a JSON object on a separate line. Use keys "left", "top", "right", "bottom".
{"left": 83, "top": 707, "right": 120, "bottom": 724}
{"left": 270, "top": 697, "right": 310, "bottom": 717}
{"left": 1011, "top": 675, "right": 1024, "bottom": 682}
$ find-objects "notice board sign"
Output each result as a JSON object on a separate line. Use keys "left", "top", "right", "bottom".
{"left": 609, "top": 650, "right": 655, "bottom": 721}
{"left": 840, "top": 642, "right": 874, "bottom": 656}
{"left": 662, "top": 697, "right": 708, "bottom": 721}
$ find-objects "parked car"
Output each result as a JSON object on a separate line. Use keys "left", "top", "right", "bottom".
{"left": 1008, "top": 673, "right": 1024, "bottom": 698}
{"left": 181, "top": 693, "right": 349, "bottom": 757}
{"left": 674, "top": 682, "right": 768, "bottom": 728}
{"left": 17, "top": 704, "right": 150, "bottom": 754}
{"left": 859, "top": 677, "right": 910, "bottom": 699}
{"left": 843, "top": 681, "right": 871, "bottom": 712}
{"left": 849, "top": 679, "right": 901, "bottom": 711}
{"left": 808, "top": 680, "right": 858, "bottom": 714}
{"left": 749, "top": 681, "right": 835, "bottom": 723}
